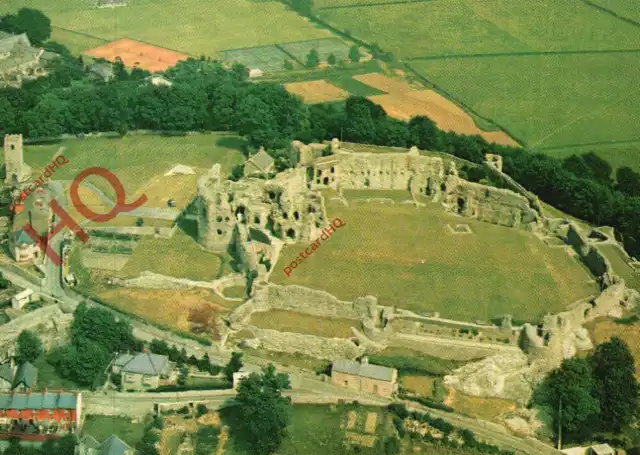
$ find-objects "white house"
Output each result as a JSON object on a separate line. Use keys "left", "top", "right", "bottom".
{"left": 11, "top": 289, "right": 35, "bottom": 310}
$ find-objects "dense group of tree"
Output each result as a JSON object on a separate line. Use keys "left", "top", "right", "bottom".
{"left": 0, "top": 434, "right": 76, "bottom": 455}
{"left": 47, "top": 302, "right": 142, "bottom": 388}
{"left": 2, "top": 7, "right": 640, "bottom": 257}
{"left": 533, "top": 337, "right": 639, "bottom": 447}
{"left": 0, "top": 8, "right": 51, "bottom": 46}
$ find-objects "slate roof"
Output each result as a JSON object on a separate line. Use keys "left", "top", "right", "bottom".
{"left": 0, "top": 392, "right": 79, "bottom": 410}
{"left": 80, "top": 434, "right": 101, "bottom": 450}
{"left": 114, "top": 352, "right": 170, "bottom": 376}
{"left": 98, "top": 434, "right": 131, "bottom": 455}
{"left": 0, "top": 363, "right": 13, "bottom": 384}
{"left": 13, "top": 362, "right": 37, "bottom": 389}
{"left": 247, "top": 149, "right": 274, "bottom": 173}
{"left": 333, "top": 359, "right": 396, "bottom": 382}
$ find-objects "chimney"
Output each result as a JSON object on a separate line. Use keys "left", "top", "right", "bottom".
{"left": 361, "top": 357, "right": 368, "bottom": 365}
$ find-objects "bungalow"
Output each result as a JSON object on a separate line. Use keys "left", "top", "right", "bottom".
{"left": 0, "top": 391, "right": 82, "bottom": 437}
{"left": 331, "top": 357, "right": 398, "bottom": 398}
{"left": 112, "top": 352, "right": 173, "bottom": 390}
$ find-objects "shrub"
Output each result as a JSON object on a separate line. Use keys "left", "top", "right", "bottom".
{"left": 387, "top": 403, "right": 409, "bottom": 419}
{"left": 196, "top": 404, "right": 208, "bottom": 417}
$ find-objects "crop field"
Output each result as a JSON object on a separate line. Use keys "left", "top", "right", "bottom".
{"left": 316, "top": 0, "right": 640, "bottom": 156}
{"left": 223, "top": 45, "right": 296, "bottom": 72}
{"left": 248, "top": 309, "right": 358, "bottom": 338}
{"left": 279, "top": 38, "right": 352, "bottom": 63}
{"left": 23, "top": 133, "right": 245, "bottom": 200}
{"left": 589, "top": 0, "right": 640, "bottom": 22}
{"left": 0, "top": 0, "right": 330, "bottom": 57}
{"left": 273, "top": 192, "right": 597, "bottom": 322}
{"left": 412, "top": 53, "right": 640, "bottom": 148}
{"left": 285, "top": 80, "right": 349, "bottom": 103}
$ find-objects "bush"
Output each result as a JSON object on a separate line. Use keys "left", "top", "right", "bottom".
{"left": 147, "top": 381, "right": 232, "bottom": 393}
{"left": 196, "top": 404, "right": 208, "bottom": 417}
{"left": 176, "top": 406, "right": 190, "bottom": 415}
{"left": 391, "top": 415, "right": 405, "bottom": 438}
{"left": 383, "top": 436, "right": 401, "bottom": 455}
{"left": 387, "top": 403, "right": 409, "bottom": 419}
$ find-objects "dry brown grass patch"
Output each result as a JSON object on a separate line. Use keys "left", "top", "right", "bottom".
{"left": 284, "top": 80, "right": 349, "bottom": 104}
{"left": 345, "top": 431, "right": 377, "bottom": 448}
{"left": 132, "top": 171, "right": 202, "bottom": 210}
{"left": 84, "top": 39, "right": 188, "bottom": 72}
{"left": 364, "top": 412, "right": 378, "bottom": 434}
{"left": 588, "top": 318, "right": 640, "bottom": 379}
{"left": 401, "top": 376, "right": 436, "bottom": 397}
{"left": 353, "top": 73, "right": 415, "bottom": 93}
{"left": 445, "top": 388, "right": 517, "bottom": 423}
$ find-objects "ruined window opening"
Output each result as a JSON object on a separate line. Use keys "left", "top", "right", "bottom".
{"left": 216, "top": 216, "right": 223, "bottom": 222}
{"left": 323, "top": 177, "right": 329, "bottom": 185}
{"left": 10, "top": 145, "right": 14, "bottom": 150}
{"left": 283, "top": 212, "right": 288, "bottom": 220}
{"left": 367, "top": 170, "right": 371, "bottom": 176}
{"left": 235, "top": 206, "right": 246, "bottom": 223}
{"left": 227, "top": 194, "right": 234, "bottom": 203}
{"left": 308, "top": 205, "right": 315, "bottom": 214}
{"left": 457, "top": 198, "right": 465, "bottom": 214}
{"left": 254, "top": 216, "right": 260, "bottom": 224}
{"left": 330, "top": 167, "right": 335, "bottom": 173}
{"left": 440, "top": 183, "right": 446, "bottom": 192}
{"left": 217, "top": 229, "right": 222, "bottom": 235}
{"left": 316, "top": 179, "right": 320, "bottom": 184}
{"left": 293, "top": 211, "right": 300, "bottom": 221}
{"left": 373, "top": 385, "right": 378, "bottom": 394}
{"left": 286, "top": 228, "right": 296, "bottom": 240}
{"left": 317, "top": 169, "right": 323, "bottom": 176}
{"left": 306, "top": 167, "right": 314, "bottom": 182}
{"left": 364, "top": 178, "right": 370, "bottom": 188}
{"left": 269, "top": 191, "right": 276, "bottom": 200}
{"left": 225, "top": 216, "right": 230, "bottom": 221}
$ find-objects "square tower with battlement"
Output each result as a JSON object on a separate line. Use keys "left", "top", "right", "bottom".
{"left": 4, "top": 134, "right": 31, "bottom": 185}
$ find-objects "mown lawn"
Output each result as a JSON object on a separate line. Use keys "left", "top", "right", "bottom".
{"left": 1, "top": 0, "right": 330, "bottom": 57}
{"left": 32, "top": 355, "right": 82, "bottom": 391}
{"left": 23, "top": 133, "right": 246, "bottom": 200}
{"left": 273, "top": 193, "right": 597, "bottom": 322}
{"left": 248, "top": 309, "right": 358, "bottom": 338}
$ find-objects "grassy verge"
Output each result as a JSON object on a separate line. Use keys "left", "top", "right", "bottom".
{"left": 368, "top": 347, "right": 465, "bottom": 376}
{"left": 81, "top": 415, "right": 148, "bottom": 447}
{"left": 248, "top": 309, "right": 358, "bottom": 338}
{"left": 33, "top": 354, "right": 82, "bottom": 391}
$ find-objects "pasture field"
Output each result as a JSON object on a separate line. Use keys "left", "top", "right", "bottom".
{"left": 319, "top": 0, "right": 640, "bottom": 58}
{"left": 279, "top": 38, "right": 352, "bottom": 63}
{"left": 411, "top": 52, "right": 640, "bottom": 148}
{"left": 273, "top": 192, "right": 597, "bottom": 322}
{"left": 23, "top": 133, "right": 246, "bottom": 199}
{"left": 0, "top": 0, "right": 330, "bottom": 57}
{"left": 223, "top": 45, "right": 295, "bottom": 72}
{"left": 539, "top": 142, "right": 640, "bottom": 172}
{"left": 248, "top": 309, "right": 358, "bottom": 338}
{"left": 315, "top": 0, "right": 417, "bottom": 7}
{"left": 285, "top": 80, "right": 349, "bottom": 104}
{"left": 589, "top": 0, "right": 640, "bottom": 22}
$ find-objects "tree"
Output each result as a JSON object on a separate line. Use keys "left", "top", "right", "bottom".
{"left": 149, "top": 339, "right": 170, "bottom": 355}
{"left": 16, "top": 330, "right": 43, "bottom": 363}
{"left": 590, "top": 337, "right": 639, "bottom": 432}
{"left": 291, "top": 0, "right": 313, "bottom": 15}
{"left": 532, "top": 357, "right": 600, "bottom": 440}
{"left": 177, "top": 365, "right": 189, "bottom": 386}
{"left": 327, "top": 53, "right": 337, "bottom": 65}
{"left": 283, "top": 59, "right": 294, "bottom": 71}
{"left": 223, "top": 352, "right": 244, "bottom": 381}
{"left": 408, "top": 115, "right": 441, "bottom": 151}
{"left": 0, "top": 9, "right": 51, "bottom": 46}
{"left": 582, "top": 152, "right": 612, "bottom": 184}
{"left": 230, "top": 163, "right": 244, "bottom": 181}
{"left": 305, "top": 48, "right": 320, "bottom": 68}
{"left": 232, "top": 364, "right": 292, "bottom": 455}
{"left": 616, "top": 166, "right": 640, "bottom": 197}
{"left": 348, "top": 45, "right": 361, "bottom": 63}
{"left": 562, "top": 154, "right": 592, "bottom": 179}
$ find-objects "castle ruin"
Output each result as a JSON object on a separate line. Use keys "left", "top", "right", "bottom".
{"left": 3, "top": 135, "right": 31, "bottom": 185}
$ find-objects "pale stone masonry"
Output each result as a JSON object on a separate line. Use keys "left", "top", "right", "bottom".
{"left": 331, "top": 358, "right": 397, "bottom": 398}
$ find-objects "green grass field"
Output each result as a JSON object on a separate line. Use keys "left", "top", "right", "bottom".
{"left": 597, "top": 244, "right": 640, "bottom": 291}
{"left": 320, "top": 0, "right": 640, "bottom": 58}
{"left": 539, "top": 142, "right": 640, "bottom": 172}
{"left": 248, "top": 309, "right": 358, "bottom": 338}
{"left": 1, "top": 0, "right": 330, "bottom": 57}
{"left": 223, "top": 45, "right": 297, "bottom": 71}
{"left": 411, "top": 53, "right": 640, "bottom": 148}
{"left": 273, "top": 192, "right": 597, "bottom": 322}
{"left": 23, "top": 133, "right": 245, "bottom": 199}
{"left": 589, "top": 0, "right": 640, "bottom": 22}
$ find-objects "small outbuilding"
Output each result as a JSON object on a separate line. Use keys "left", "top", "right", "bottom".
{"left": 589, "top": 444, "right": 615, "bottom": 455}
{"left": 331, "top": 357, "right": 398, "bottom": 398}
{"left": 243, "top": 147, "right": 274, "bottom": 178}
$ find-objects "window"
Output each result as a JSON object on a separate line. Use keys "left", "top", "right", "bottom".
{"left": 344, "top": 381, "right": 348, "bottom": 386}
{"left": 373, "top": 384, "right": 378, "bottom": 394}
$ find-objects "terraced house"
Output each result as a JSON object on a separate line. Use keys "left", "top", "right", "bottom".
{"left": 112, "top": 352, "right": 174, "bottom": 390}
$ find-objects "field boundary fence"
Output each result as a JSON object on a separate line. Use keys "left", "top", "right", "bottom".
{"left": 578, "top": 0, "right": 640, "bottom": 28}
{"left": 316, "top": 0, "right": 434, "bottom": 11}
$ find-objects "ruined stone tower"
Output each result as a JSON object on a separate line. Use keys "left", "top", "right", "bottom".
{"left": 3, "top": 134, "right": 31, "bottom": 185}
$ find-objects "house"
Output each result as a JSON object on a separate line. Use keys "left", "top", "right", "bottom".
{"left": 248, "top": 68, "right": 264, "bottom": 78}
{"left": 77, "top": 434, "right": 133, "bottom": 455}
{"left": 331, "top": 357, "right": 398, "bottom": 398}
{"left": 0, "top": 32, "right": 46, "bottom": 87}
{"left": 0, "top": 391, "right": 82, "bottom": 438}
{"left": 243, "top": 147, "right": 275, "bottom": 178}
{"left": 10, "top": 184, "right": 52, "bottom": 264}
{"left": 87, "top": 62, "right": 114, "bottom": 82}
{"left": 11, "top": 288, "right": 36, "bottom": 310}
{"left": 0, "top": 359, "right": 38, "bottom": 392}
{"left": 112, "top": 352, "right": 173, "bottom": 390}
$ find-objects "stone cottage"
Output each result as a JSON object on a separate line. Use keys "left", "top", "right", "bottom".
{"left": 112, "top": 352, "right": 173, "bottom": 390}
{"left": 243, "top": 147, "right": 275, "bottom": 178}
{"left": 331, "top": 358, "right": 397, "bottom": 398}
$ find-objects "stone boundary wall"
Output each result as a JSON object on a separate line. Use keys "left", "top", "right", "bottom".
{"left": 564, "top": 223, "right": 612, "bottom": 282}
{"left": 87, "top": 224, "right": 177, "bottom": 238}
{"left": 244, "top": 326, "right": 365, "bottom": 361}
{"left": 0, "top": 262, "right": 45, "bottom": 287}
